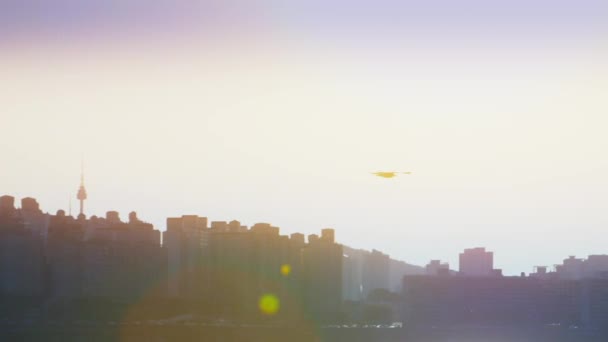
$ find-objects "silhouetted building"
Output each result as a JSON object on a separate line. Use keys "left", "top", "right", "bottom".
{"left": 389, "top": 258, "right": 425, "bottom": 293}
{"left": 425, "top": 260, "right": 450, "bottom": 276}
{"left": 321, "top": 228, "right": 335, "bottom": 243}
{"left": 82, "top": 212, "right": 164, "bottom": 299}
{"left": 302, "top": 229, "right": 342, "bottom": 321}
{"left": 343, "top": 248, "right": 423, "bottom": 302}
{"left": 556, "top": 256, "right": 585, "bottom": 280}
{"left": 21, "top": 197, "right": 40, "bottom": 212}
{"left": 0, "top": 195, "right": 16, "bottom": 217}
{"left": 459, "top": 247, "right": 494, "bottom": 277}
{"left": 342, "top": 247, "right": 365, "bottom": 302}
{"left": 19, "top": 197, "right": 50, "bottom": 241}
{"left": 210, "top": 221, "right": 228, "bottom": 232}
{"left": 285, "top": 232, "right": 306, "bottom": 318}
{"left": 583, "top": 255, "right": 608, "bottom": 279}
{"left": 290, "top": 232, "right": 305, "bottom": 246}
{"left": 163, "top": 215, "right": 208, "bottom": 298}
{"left": 0, "top": 197, "right": 45, "bottom": 296}
{"left": 402, "top": 275, "right": 580, "bottom": 329}
{"left": 1, "top": 197, "right": 166, "bottom": 301}
{"left": 362, "top": 249, "right": 390, "bottom": 298}
{"left": 47, "top": 211, "right": 85, "bottom": 297}
{"left": 530, "top": 266, "right": 553, "bottom": 280}
{"left": 580, "top": 279, "right": 608, "bottom": 334}
{"left": 205, "top": 222, "right": 293, "bottom": 318}
{"left": 552, "top": 255, "right": 608, "bottom": 281}
{"left": 228, "top": 220, "right": 241, "bottom": 232}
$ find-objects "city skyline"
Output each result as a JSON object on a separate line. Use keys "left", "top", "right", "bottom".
{"left": 3, "top": 0, "right": 608, "bottom": 277}
{"left": 3, "top": 192, "right": 608, "bottom": 340}
{"left": 4, "top": 192, "right": 608, "bottom": 284}
{"left": 3, "top": 2, "right": 608, "bottom": 340}
{"left": 2, "top": 190, "right": 607, "bottom": 278}
{"left": 4, "top": 141, "right": 608, "bottom": 277}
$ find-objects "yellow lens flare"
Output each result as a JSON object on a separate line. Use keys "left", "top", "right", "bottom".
{"left": 258, "top": 294, "right": 280, "bottom": 315}
{"left": 280, "top": 264, "right": 291, "bottom": 277}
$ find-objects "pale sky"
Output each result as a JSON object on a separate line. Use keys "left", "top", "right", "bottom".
{"left": 1, "top": 0, "right": 608, "bottom": 274}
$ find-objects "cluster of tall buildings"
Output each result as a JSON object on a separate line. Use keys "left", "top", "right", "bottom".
{"left": 424, "top": 247, "right": 500, "bottom": 277}
{"left": 0, "top": 196, "right": 46, "bottom": 297}
{"left": 422, "top": 246, "right": 608, "bottom": 281}
{"left": 404, "top": 248, "right": 608, "bottom": 333}
{"left": 342, "top": 248, "right": 423, "bottom": 303}
{"left": 162, "top": 214, "right": 343, "bottom": 320}
{"left": 0, "top": 195, "right": 348, "bottom": 321}
{"left": 6, "top": 178, "right": 608, "bottom": 333}
{"left": 0, "top": 186, "right": 431, "bottom": 327}
{"left": 531, "top": 255, "right": 608, "bottom": 280}
{"left": 0, "top": 195, "right": 165, "bottom": 299}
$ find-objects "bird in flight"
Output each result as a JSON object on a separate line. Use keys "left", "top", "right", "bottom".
{"left": 372, "top": 172, "right": 412, "bottom": 178}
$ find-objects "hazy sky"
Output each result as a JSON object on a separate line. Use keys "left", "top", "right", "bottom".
{"left": 2, "top": 1, "right": 608, "bottom": 274}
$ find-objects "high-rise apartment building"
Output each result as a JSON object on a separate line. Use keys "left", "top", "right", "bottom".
{"left": 459, "top": 247, "right": 494, "bottom": 277}
{"left": 163, "top": 215, "right": 208, "bottom": 298}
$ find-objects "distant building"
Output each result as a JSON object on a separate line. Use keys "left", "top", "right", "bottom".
{"left": 552, "top": 255, "right": 608, "bottom": 281}
{"left": 0, "top": 196, "right": 45, "bottom": 297}
{"left": 583, "top": 255, "right": 608, "bottom": 279}
{"left": 556, "top": 256, "right": 585, "bottom": 280}
{"left": 343, "top": 248, "right": 424, "bottom": 302}
{"left": 342, "top": 247, "right": 365, "bottom": 302}
{"left": 425, "top": 260, "right": 450, "bottom": 276}
{"left": 205, "top": 226, "right": 255, "bottom": 316}
{"left": 580, "top": 279, "right": 608, "bottom": 334}
{"left": 206, "top": 222, "right": 292, "bottom": 317}
{"left": 19, "top": 197, "right": 50, "bottom": 241}
{"left": 362, "top": 249, "right": 390, "bottom": 298}
{"left": 459, "top": 247, "right": 494, "bottom": 277}
{"left": 47, "top": 210, "right": 85, "bottom": 297}
{"left": 389, "top": 259, "right": 425, "bottom": 293}
{"left": 163, "top": 215, "right": 208, "bottom": 298}
{"left": 402, "top": 275, "right": 579, "bottom": 328}
{"left": 210, "top": 221, "right": 228, "bottom": 232}
{"left": 530, "top": 266, "right": 551, "bottom": 280}
{"left": 82, "top": 211, "right": 164, "bottom": 299}
{"left": 0, "top": 195, "right": 15, "bottom": 217}
{"left": 321, "top": 228, "right": 335, "bottom": 243}
{"left": 228, "top": 220, "right": 241, "bottom": 232}
{"left": 302, "top": 229, "right": 343, "bottom": 321}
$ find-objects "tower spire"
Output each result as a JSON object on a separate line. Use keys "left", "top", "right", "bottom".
{"left": 76, "top": 159, "right": 87, "bottom": 217}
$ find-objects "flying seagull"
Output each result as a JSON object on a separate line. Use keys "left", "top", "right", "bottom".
{"left": 372, "top": 172, "right": 412, "bottom": 178}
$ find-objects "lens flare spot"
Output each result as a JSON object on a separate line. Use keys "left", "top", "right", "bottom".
{"left": 280, "top": 264, "right": 291, "bottom": 277}
{"left": 258, "top": 294, "right": 280, "bottom": 315}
